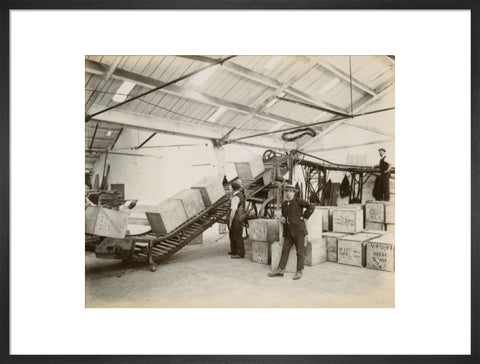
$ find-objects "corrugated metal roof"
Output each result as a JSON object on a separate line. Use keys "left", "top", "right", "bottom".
{"left": 85, "top": 55, "right": 395, "bottom": 160}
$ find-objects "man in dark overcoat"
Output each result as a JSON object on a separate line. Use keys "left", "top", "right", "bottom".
{"left": 268, "top": 184, "right": 314, "bottom": 280}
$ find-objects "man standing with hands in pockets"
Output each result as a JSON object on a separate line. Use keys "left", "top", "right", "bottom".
{"left": 268, "top": 184, "right": 315, "bottom": 280}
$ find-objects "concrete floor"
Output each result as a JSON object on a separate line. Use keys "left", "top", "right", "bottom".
{"left": 85, "top": 228, "right": 395, "bottom": 308}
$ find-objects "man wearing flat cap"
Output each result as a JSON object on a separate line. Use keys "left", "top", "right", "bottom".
{"left": 268, "top": 184, "right": 315, "bottom": 280}
{"left": 375, "top": 148, "right": 392, "bottom": 201}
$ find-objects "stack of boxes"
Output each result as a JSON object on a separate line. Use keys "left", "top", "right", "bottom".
{"left": 366, "top": 233, "right": 395, "bottom": 272}
{"left": 146, "top": 176, "right": 225, "bottom": 238}
{"left": 248, "top": 219, "right": 279, "bottom": 264}
{"left": 323, "top": 232, "right": 347, "bottom": 262}
{"left": 294, "top": 199, "right": 396, "bottom": 272}
{"left": 332, "top": 206, "right": 364, "bottom": 234}
{"left": 365, "top": 201, "right": 395, "bottom": 234}
{"left": 337, "top": 232, "right": 381, "bottom": 267}
{"left": 304, "top": 208, "right": 326, "bottom": 266}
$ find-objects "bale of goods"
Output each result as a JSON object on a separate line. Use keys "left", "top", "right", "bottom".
{"left": 191, "top": 176, "right": 226, "bottom": 206}
{"left": 365, "top": 201, "right": 385, "bottom": 223}
{"left": 366, "top": 234, "right": 395, "bottom": 272}
{"left": 171, "top": 189, "right": 205, "bottom": 219}
{"left": 234, "top": 155, "right": 265, "bottom": 180}
{"left": 304, "top": 238, "right": 327, "bottom": 266}
{"left": 248, "top": 218, "right": 279, "bottom": 242}
{"left": 323, "top": 232, "right": 348, "bottom": 262}
{"left": 252, "top": 240, "right": 272, "bottom": 264}
{"left": 85, "top": 206, "right": 130, "bottom": 239}
{"left": 332, "top": 208, "right": 364, "bottom": 233}
{"left": 146, "top": 199, "right": 188, "bottom": 235}
{"left": 271, "top": 241, "right": 297, "bottom": 273}
{"left": 316, "top": 206, "right": 334, "bottom": 231}
{"left": 305, "top": 208, "right": 323, "bottom": 240}
{"left": 337, "top": 232, "right": 381, "bottom": 267}
{"left": 365, "top": 221, "right": 386, "bottom": 231}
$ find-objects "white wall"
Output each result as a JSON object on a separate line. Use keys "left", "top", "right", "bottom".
{"left": 91, "top": 130, "right": 218, "bottom": 202}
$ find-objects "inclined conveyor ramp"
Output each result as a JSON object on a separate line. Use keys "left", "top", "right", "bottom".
{"left": 95, "top": 174, "right": 267, "bottom": 267}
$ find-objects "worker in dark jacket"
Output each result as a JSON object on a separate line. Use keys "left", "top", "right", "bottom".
{"left": 375, "top": 148, "right": 392, "bottom": 201}
{"left": 268, "top": 184, "right": 315, "bottom": 280}
{"left": 228, "top": 180, "right": 246, "bottom": 259}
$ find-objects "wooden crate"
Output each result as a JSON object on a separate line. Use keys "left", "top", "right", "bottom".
{"left": 365, "top": 221, "right": 386, "bottom": 231}
{"left": 365, "top": 201, "right": 385, "bottom": 222}
{"left": 146, "top": 199, "right": 188, "bottom": 235}
{"left": 171, "top": 189, "right": 205, "bottom": 219}
{"left": 244, "top": 238, "right": 253, "bottom": 259}
{"left": 363, "top": 229, "right": 388, "bottom": 235}
{"left": 366, "top": 234, "right": 395, "bottom": 272}
{"left": 305, "top": 207, "right": 323, "bottom": 240}
{"left": 248, "top": 218, "right": 279, "bottom": 242}
{"left": 304, "top": 238, "right": 327, "bottom": 266}
{"left": 332, "top": 208, "right": 364, "bottom": 233}
{"left": 323, "top": 232, "right": 348, "bottom": 262}
{"left": 225, "top": 163, "right": 238, "bottom": 182}
{"left": 191, "top": 176, "right": 226, "bottom": 206}
{"left": 85, "top": 206, "right": 130, "bottom": 239}
{"left": 234, "top": 155, "right": 265, "bottom": 180}
{"left": 316, "top": 206, "right": 334, "bottom": 231}
{"left": 126, "top": 224, "right": 151, "bottom": 236}
{"left": 262, "top": 168, "right": 273, "bottom": 186}
{"left": 337, "top": 232, "right": 381, "bottom": 267}
{"left": 127, "top": 212, "right": 150, "bottom": 226}
{"left": 271, "top": 241, "right": 297, "bottom": 273}
{"left": 385, "top": 203, "right": 395, "bottom": 224}
{"left": 252, "top": 240, "right": 272, "bottom": 264}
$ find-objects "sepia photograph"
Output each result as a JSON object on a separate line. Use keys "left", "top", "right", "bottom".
{"left": 84, "top": 55, "right": 395, "bottom": 308}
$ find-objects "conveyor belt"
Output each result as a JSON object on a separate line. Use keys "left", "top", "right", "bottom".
{"left": 95, "top": 174, "right": 267, "bottom": 264}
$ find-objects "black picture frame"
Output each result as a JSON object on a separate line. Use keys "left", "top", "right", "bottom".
{"left": 1, "top": 1, "right": 478, "bottom": 363}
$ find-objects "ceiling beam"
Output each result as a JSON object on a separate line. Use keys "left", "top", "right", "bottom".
{"left": 85, "top": 136, "right": 116, "bottom": 142}
{"left": 176, "top": 55, "right": 219, "bottom": 64}
{"left": 89, "top": 107, "right": 223, "bottom": 140}
{"left": 285, "top": 87, "right": 350, "bottom": 116}
{"left": 88, "top": 106, "right": 283, "bottom": 151}
{"left": 222, "top": 59, "right": 320, "bottom": 139}
{"left": 342, "top": 122, "right": 395, "bottom": 138}
{"left": 177, "top": 56, "right": 349, "bottom": 117}
{"left": 306, "top": 138, "right": 394, "bottom": 153}
{"left": 309, "top": 56, "right": 377, "bottom": 97}
{"left": 85, "top": 59, "right": 304, "bottom": 128}
{"left": 299, "top": 84, "right": 395, "bottom": 151}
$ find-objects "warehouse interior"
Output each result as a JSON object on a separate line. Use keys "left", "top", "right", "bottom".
{"left": 85, "top": 55, "right": 395, "bottom": 308}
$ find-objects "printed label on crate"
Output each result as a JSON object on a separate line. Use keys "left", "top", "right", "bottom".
{"left": 366, "top": 241, "right": 395, "bottom": 271}
{"left": 327, "top": 240, "right": 337, "bottom": 262}
{"left": 366, "top": 202, "right": 385, "bottom": 222}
